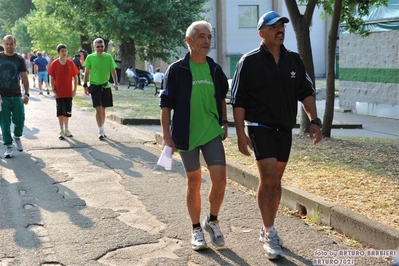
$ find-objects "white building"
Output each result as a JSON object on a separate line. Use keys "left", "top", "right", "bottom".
{"left": 203, "top": 0, "right": 329, "bottom": 78}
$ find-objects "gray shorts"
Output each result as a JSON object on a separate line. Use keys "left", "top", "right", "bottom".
{"left": 179, "top": 136, "right": 226, "bottom": 172}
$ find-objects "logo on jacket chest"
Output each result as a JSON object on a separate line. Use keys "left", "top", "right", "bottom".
{"left": 290, "top": 71, "right": 296, "bottom": 78}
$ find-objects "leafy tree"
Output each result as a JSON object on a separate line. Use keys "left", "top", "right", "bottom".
{"left": 285, "top": 0, "right": 387, "bottom": 136}
{"left": 35, "top": 0, "right": 210, "bottom": 84}
{"left": 11, "top": 18, "right": 32, "bottom": 54}
{"left": 26, "top": 9, "right": 80, "bottom": 58}
{"left": 0, "top": 0, "right": 34, "bottom": 33}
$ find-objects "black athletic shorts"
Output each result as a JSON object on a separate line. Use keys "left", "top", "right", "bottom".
{"left": 247, "top": 126, "right": 292, "bottom": 162}
{"left": 179, "top": 136, "right": 226, "bottom": 172}
{"left": 56, "top": 97, "right": 73, "bottom": 117}
{"left": 90, "top": 87, "right": 113, "bottom": 108}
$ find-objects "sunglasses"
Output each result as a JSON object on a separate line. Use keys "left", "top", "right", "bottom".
{"left": 96, "top": 45, "right": 104, "bottom": 48}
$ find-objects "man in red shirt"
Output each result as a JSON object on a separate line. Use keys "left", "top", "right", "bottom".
{"left": 48, "top": 44, "right": 80, "bottom": 140}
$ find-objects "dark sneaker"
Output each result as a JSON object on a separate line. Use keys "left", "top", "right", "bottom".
{"left": 202, "top": 217, "right": 225, "bottom": 247}
{"left": 14, "top": 137, "right": 23, "bottom": 152}
{"left": 4, "top": 146, "right": 13, "bottom": 158}
{"left": 191, "top": 228, "right": 207, "bottom": 251}
{"left": 59, "top": 130, "right": 66, "bottom": 140}
{"left": 259, "top": 227, "right": 283, "bottom": 260}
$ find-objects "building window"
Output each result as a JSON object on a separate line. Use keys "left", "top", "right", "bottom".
{"left": 238, "top": 5, "right": 259, "bottom": 28}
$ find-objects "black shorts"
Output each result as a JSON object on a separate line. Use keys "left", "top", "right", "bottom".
{"left": 247, "top": 126, "right": 292, "bottom": 162}
{"left": 179, "top": 136, "right": 226, "bottom": 172}
{"left": 90, "top": 87, "right": 113, "bottom": 108}
{"left": 56, "top": 97, "right": 73, "bottom": 117}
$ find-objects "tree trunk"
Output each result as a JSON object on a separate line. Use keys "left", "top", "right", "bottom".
{"left": 80, "top": 35, "right": 92, "bottom": 55}
{"left": 297, "top": 29, "right": 315, "bottom": 134}
{"left": 285, "top": 0, "right": 317, "bottom": 134}
{"left": 323, "top": 0, "right": 342, "bottom": 137}
{"left": 119, "top": 40, "right": 136, "bottom": 85}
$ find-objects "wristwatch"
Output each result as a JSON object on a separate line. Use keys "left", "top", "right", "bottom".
{"left": 310, "top": 118, "right": 322, "bottom": 127}
{"left": 24, "top": 93, "right": 30, "bottom": 97}
{"left": 83, "top": 83, "right": 88, "bottom": 88}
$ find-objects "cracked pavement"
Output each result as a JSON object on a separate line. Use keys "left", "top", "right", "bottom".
{"left": 0, "top": 88, "right": 393, "bottom": 265}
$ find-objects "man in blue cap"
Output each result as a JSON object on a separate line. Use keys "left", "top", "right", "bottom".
{"left": 231, "top": 11, "right": 322, "bottom": 260}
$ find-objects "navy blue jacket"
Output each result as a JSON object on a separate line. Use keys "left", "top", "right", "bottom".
{"left": 159, "top": 52, "right": 229, "bottom": 151}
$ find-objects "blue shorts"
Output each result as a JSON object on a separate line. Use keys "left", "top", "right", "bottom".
{"left": 37, "top": 71, "right": 48, "bottom": 83}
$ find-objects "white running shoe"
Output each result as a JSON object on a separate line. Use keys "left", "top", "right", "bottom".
{"left": 191, "top": 228, "right": 207, "bottom": 251}
{"left": 203, "top": 217, "right": 225, "bottom": 247}
{"left": 4, "top": 146, "right": 13, "bottom": 158}
{"left": 14, "top": 137, "right": 23, "bottom": 152}
{"left": 259, "top": 227, "right": 283, "bottom": 260}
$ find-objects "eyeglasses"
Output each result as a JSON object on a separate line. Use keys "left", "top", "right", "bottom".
{"left": 96, "top": 45, "right": 104, "bottom": 48}
{"left": 267, "top": 24, "right": 286, "bottom": 31}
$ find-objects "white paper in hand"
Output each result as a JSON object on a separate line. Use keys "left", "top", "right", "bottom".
{"left": 157, "top": 146, "right": 173, "bottom": 170}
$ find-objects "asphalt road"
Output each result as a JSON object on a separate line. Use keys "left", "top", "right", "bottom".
{"left": 0, "top": 88, "right": 394, "bottom": 265}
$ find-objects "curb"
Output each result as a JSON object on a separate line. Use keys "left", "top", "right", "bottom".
{"left": 114, "top": 116, "right": 398, "bottom": 249}
{"left": 108, "top": 116, "right": 363, "bottom": 129}
{"left": 219, "top": 156, "right": 399, "bottom": 250}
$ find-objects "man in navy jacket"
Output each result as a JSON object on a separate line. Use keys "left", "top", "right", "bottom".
{"left": 160, "top": 20, "right": 229, "bottom": 251}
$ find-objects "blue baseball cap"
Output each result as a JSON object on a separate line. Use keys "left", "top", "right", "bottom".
{"left": 257, "top": 11, "right": 289, "bottom": 30}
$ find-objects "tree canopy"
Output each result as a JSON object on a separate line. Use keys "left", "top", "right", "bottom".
{"left": 0, "top": 0, "right": 209, "bottom": 74}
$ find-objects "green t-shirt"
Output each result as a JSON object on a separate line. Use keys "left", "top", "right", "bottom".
{"left": 182, "top": 60, "right": 224, "bottom": 151}
{"left": 83, "top": 52, "right": 117, "bottom": 88}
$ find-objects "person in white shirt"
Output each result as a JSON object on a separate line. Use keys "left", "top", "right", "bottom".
{"left": 148, "top": 63, "right": 154, "bottom": 73}
{"left": 153, "top": 67, "right": 164, "bottom": 83}
{"left": 125, "top": 65, "right": 139, "bottom": 84}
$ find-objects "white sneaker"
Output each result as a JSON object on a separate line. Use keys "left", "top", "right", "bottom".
{"left": 191, "top": 228, "right": 207, "bottom": 251}
{"left": 259, "top": 227, "right": 283, "bottom": 260}
{"left": 14, "top": 137, "right": 23, "bottom": 152}
{"left": 4, "top": 146, "right": 13, "bottom": 158}
{"left": 98, "top": 130, "right": 107, "bottom": 140}
{"left": 203, "top": 217, "right": 225, "bottom": 247}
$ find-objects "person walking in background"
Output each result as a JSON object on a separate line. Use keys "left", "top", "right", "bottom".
{"left": 231, "top": 11, "right": 322, "bottom": 260}
{"left": 30, "top": 49, "right": 38, "bottom": 88}
{"left": 72, "top": 54, "right": 83, "bottom": 85}
{"left": 34, "top": 52, "right": 49, "bottom": 95}
{"left": 48, "top": 44, "right": 80, "bottom": 140}
{"left": 0, "top": 35, "right": 30, "bottom": 158}
{"left": 160, "top": 20, "right": 229, "bottom": 251}
{"left": 153, "top": 67, "right": 164, "bottom": 83}
{"left": 173, "top": 55, "right": 180, "bottom": 62}
{"left": 83, "top": 38, "right": 118, "bottom": 140}
{"left": 20, "top": 54, "right": 31, "bottom": 91}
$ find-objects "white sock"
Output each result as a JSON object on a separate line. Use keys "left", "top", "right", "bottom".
{"left": 264, "top": 225, "right": 276, "bottom": 234}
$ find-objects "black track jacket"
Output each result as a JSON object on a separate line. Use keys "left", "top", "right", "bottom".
{"left": 231, "top": 43, "right": 315, "bottom": 130}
